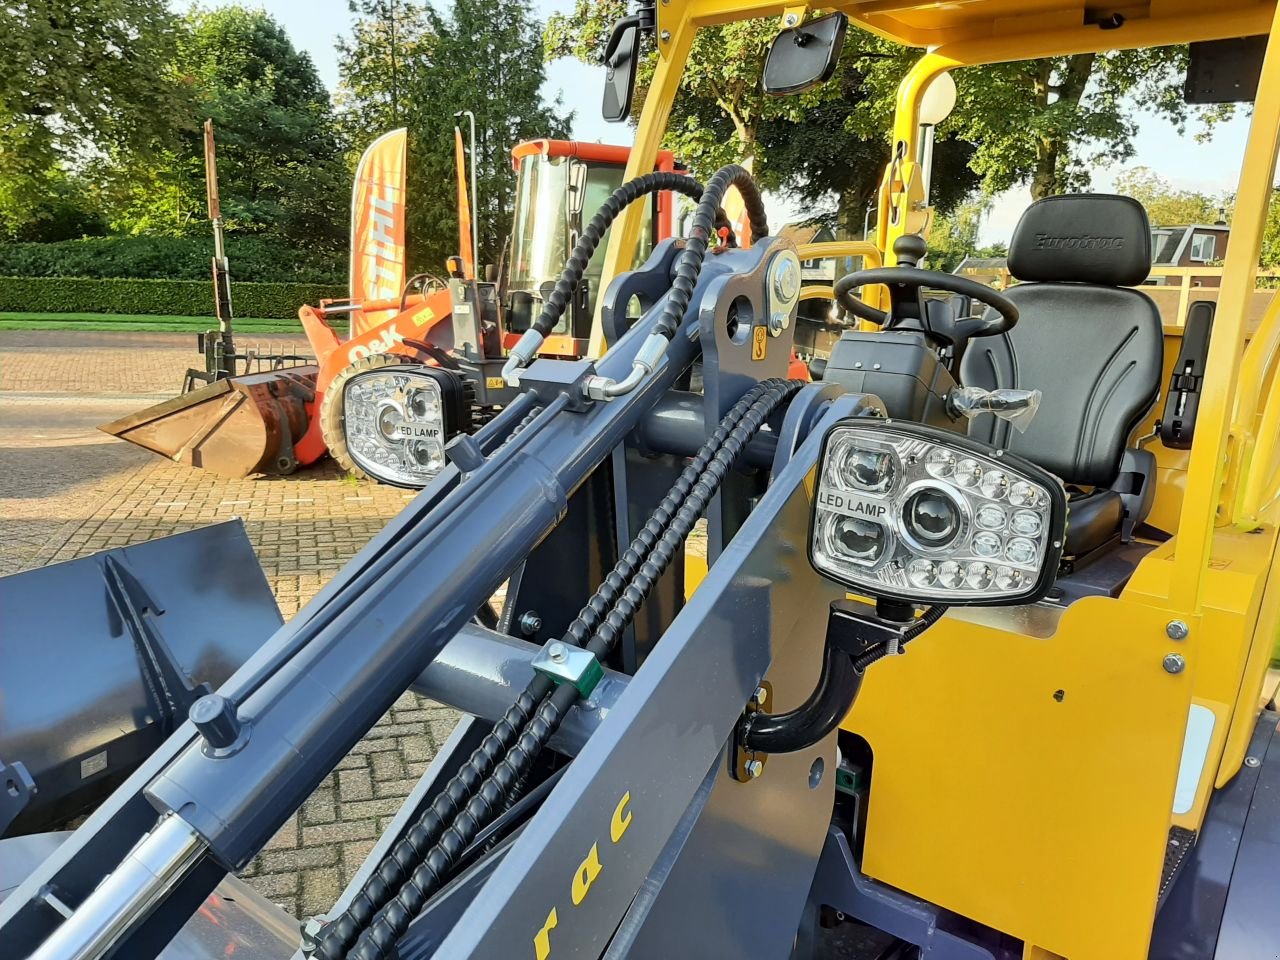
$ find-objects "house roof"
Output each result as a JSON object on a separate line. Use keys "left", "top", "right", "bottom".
{"left": 1150, "top": 224, "right": 1228, "bottom": 264}
{"left": 777, "top": 222, "right": 835, "bottom": 246}
{"left": 954, "top": 256, "right": 1008, "bottom": 272}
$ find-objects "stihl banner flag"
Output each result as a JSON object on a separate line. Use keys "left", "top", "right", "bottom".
{"left": 350, "top": 128, "right": 408, "bottom": 335}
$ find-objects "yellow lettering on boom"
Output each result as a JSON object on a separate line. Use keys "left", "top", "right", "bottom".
{"left": 571, "top": 844, "right": 603, "bottom": 906}
{"left": 534, "top": 907, "right": 558, "bottom": 960}
{"left": 610, "top": 791, "right": 633, "bottom": 843}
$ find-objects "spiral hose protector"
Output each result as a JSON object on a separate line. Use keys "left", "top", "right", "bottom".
{"left": 311, "top": 684, "right": 551, "bottom": 960}
{"left": 851, "top": 604, "right": 948, "bottom": 672}
{"left": 556, "top": 379, "right": 780, "bottom": 650}
{"left": 531, "top": 172, "right": 708, "bottom": 339}
{"left": 652, "top": 164, "right": 769, "bottom": 343}
{"left": 346, "top": 379, "right": 802, "bottom": 960}
{"left": 317, "top": 383, "right": 781, "bottom": 958}
{"left": 582, "top": 380, "right": 801, "bottom": 660}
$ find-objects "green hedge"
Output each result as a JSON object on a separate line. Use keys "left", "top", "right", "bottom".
{"left": 0, "top": 276, "right": 346, "bottom": 319}
{"left": 0, "top": 235, "right": 346, "bottom": 284}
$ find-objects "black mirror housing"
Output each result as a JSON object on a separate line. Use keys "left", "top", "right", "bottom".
{"left": 762, "top": 12, "right": 848, "bottom": 97}
{"left": 602, "top": 17, "right": 641, "bottom": 122}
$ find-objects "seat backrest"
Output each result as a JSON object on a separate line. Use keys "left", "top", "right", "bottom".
{"left": 960, "top": 194, "right": 1164, "bottom": 487}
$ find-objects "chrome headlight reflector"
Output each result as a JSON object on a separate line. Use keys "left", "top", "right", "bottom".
{"left": 810, "top": 420, "right": 1067, "bottom": 605}
{"left": 342, "top": 365, "right": 468, "bottom": 488}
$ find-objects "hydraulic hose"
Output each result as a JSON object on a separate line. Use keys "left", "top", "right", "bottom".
{"left": 503, "top": 171, "right": 715, "bottom": 383}
{"left": 313, "top": 380, "right": 787, "bottom": 960}
{"left": 346, "top": 379, "right": 803, "bottom": 960}
{"left": 740, "top": 642, "right": 861, "bottom": 755}
{"left": 651, "top": 164, "right": 768, "bottom": 344}
{"left": 579, "top": 164, "right": 770, "bottom": 401}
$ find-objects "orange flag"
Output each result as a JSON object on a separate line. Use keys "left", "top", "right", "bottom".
{"left": 455, "top": 128, "right": 475, "bottom": 281}
{"left": 349, "top": 128, "right": 408, "bottom": 336}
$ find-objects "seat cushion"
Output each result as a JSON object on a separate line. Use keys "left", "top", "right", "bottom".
{"left": 1066, "top": 489, "right": 1124, "bottom": 558}
{"left": 961, "top": 283, "right": 1163, "bottom": 487}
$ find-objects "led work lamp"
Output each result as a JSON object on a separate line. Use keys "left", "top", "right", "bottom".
{"left": 342, "top": 365, "right": 469, "bottom": 488}
{"left": 809, "top": 420, "right": 1067, "bottom": 605}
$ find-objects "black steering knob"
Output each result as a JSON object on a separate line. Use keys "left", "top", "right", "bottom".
{"left": 892, "top": 234, "right": 928, "bottom": 267}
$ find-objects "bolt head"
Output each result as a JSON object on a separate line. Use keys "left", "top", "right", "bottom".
{"left": 773, "top": 257, "right": 800, "bottom": 301}
{"left": 1166, "top": 619, "right": 1189, "bottom": 640}
{"left": 660, "top": 29, "right": 671, "bottom": 41}
{"left": 754, "top": 686, "right": 768, "bottom": 704}
{"left": 1162, "top": 652, "right": 1186, "bottom": 675}
{"left": 745, "top": 759, "right": 763, "bottom": 779}
{"left": 548, "top": 642, "right": 567, "bottom": 663}
{"left": 519, "top": 611, "right": 542, "bottom": 636}
{"left": 784, "top": 12, "right": 799, "bottom": 25}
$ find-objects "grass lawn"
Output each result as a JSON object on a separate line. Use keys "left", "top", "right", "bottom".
{"left": 0, "top": 312, "right": 300, "bottom": 333}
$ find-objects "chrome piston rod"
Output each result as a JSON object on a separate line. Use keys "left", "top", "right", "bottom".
{"left": 28, "top": 815, "right": 204, "bottom": 960}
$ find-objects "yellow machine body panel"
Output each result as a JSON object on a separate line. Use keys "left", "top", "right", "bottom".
{"left": 842, "top": 598, "right": 1194, "bottom": 959}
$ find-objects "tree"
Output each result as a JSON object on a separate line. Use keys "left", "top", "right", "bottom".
{"left": 101, "top": 7, "right": 349, "bottom": 243}
{"left": 1113, "top": 167, "right": 1225, "bottom": 227}
{"left": 340, "top": 0, "right": 568, "bottom": 273}
{"left": 950, "top": 48, "right": 1228, "bottom": 199}
{"left": 0, "top": 0, "right": 187, "bottom": 237}
{"left": 546, "top": 6, "right": 974, "bottom": 231}
{"left": 926, "top": 196, "right": 994, "bottom": 273}
{"left": 336, "top": 0, "right": 433, "bottom": 138}
{"left": 547, "top": 9, "right": 1228, "bottom": 219}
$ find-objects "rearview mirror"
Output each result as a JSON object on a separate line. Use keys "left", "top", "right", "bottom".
{"left": 602, "top": 16, "right": 641, "bottom": 122}
{"left": 762, "top": 12, "right": 848, "bottom": 97}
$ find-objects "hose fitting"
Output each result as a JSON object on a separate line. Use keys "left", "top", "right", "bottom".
{"left": 582, "top": 332, "right": 669, "bottom": 400}
{"left": 502, "top": 329, "right": 545, "bottom": 386}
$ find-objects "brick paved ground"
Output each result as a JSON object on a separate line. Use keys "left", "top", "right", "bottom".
{"left": 0, "top": 329, "right": 459, "bottom": 920}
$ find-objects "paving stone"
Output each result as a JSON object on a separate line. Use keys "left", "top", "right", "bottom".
{"left": 337, "top": 768, "right": 374, "bottom": 802}
{"left": 259, "top": 844, "right": 339, "bottom": 874}
{"left": 370, "top": 751, "right": 405, "bottom": 782}
{"left": 1, "top": 330, "right": 475, "bottom": 919}
{"left": 302, "top": 820, "right": 378, "bottom": 848}
{"left": 300, "top": 867, "right": 343, "bottom": 918}
{"left": 341, "top": 839, "right": 379, "bottom": 878}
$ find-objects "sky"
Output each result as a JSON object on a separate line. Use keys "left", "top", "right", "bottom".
{"left": 203, "top": 0, "right": 1257, "bottom": 244}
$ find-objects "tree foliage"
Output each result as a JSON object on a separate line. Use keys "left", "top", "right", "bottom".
{"left": 1113, "top": 166, "right": 1226, "bottom": 227}
{"left": 103, "top": 6, "right": 349, "bottom": 243}
{"left": 0, "top": 0, "right": 187, "bottom": 237}
{"left": 546, "top": 7, "right": 1227, "bottom": 230}
{"left": 340, "top": 0, "right": 568, "bottom": 273}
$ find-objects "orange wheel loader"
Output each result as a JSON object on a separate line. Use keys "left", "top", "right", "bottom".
{"left": 100, "top": 136, "right": 808, "bottom": 487}
{"left": 99, "top": 138, "right": 685, "bottom": 487}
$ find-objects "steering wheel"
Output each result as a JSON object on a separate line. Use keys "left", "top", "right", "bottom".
{"left": 833, "top": 238, "right": 1019, "bottom": 346}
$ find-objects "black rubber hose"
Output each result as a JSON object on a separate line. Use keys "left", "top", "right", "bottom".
{"left": 531, "top": 171, "right": 710, "bottom": 339}
{"left": 346, "top": 380, "right": 803, "bottom": 960}
{"left": 652, "top": 164, "right": 769, "bottom": 343}
{"left": 314, "top": 382, "right": 783, "bottom": 960}
{"left": 556, "top": 378, "right": 781, "bottom": 652}
{"left": 741, "top": 643, "right": 861, "bottom": 754}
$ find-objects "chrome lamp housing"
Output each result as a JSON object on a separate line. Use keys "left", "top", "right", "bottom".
{"left": 809, "top": 420, "right": 1067, "bottom": 606}
{"left": 342, "top": 364, "right": 469, "bottom": 488}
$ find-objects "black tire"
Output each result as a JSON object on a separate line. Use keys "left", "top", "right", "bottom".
{"left": 319, "top": 352, "right": 420, "bottom": 481}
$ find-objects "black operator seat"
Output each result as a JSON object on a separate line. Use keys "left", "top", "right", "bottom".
{"left": 960, "top": 194, "right": 1164, "bottom": 559}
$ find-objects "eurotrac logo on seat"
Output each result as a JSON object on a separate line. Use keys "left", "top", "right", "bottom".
{"left": 1033, "top": 234, "right": 1125, "bottom": 250}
